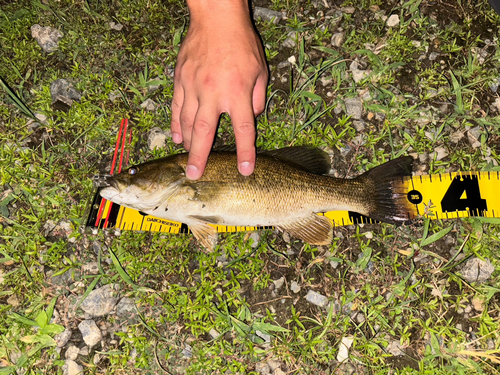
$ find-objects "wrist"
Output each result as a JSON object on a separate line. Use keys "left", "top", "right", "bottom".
{"left": 187, "top": 0, "right": 251, "bottom": 25}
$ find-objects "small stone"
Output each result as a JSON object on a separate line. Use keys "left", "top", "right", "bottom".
{"left": 31, "top": 24, "right": 63, "bottom": 52}
{"left": 267, "top": 359, "right": 281, "bottom": 372}
{"left": 182, "top": 344, "right": 192, "bottom": 358}
{"left": 79, "top": 346, "right": 89, "bottom": 356}
{"left": 248, "top": 232, "right": 260, "bottom": 248}
{"left": 209, "top": 328, "right": 220, "bottom": 339}
{"left": 356, "top": 313, "right": 365, "bottom": 324}
{"left": 492, "top": 97, "right": 500, "bottom": 112}
{"left": 7, "top": 294, "right": 20, "bottom": 307}
{"left": 350, "top": 60, "right": 371, "bottom": 83}
{"left": 337, "top": 337, "right": 354, "bottom": 362}
{"left": 287, "top": 55, "right": 296, "bottom": 64}
{"left": 353, "top": 120, "right": 365, "bottom": 132}
{"left": 109, "top": 21, "right": 123, "bottom": 31}
{"left": 319, "top": 77, "right": 333, "bottom": 86}
{"left": 147, "top": 76, "right": 163, "bottom": 94}
{"left": 305, "top": 290, "right": 328, "bottom": 307}
{"left": 387, "top": 340, "right": 404, "bottom": 356}
{"left": 386, "top": 14, "right": 400, "bottom": 27}
{"left": 274, "top": 369, "right": 286, "bottom": 375}
{"left": 63, "top": 359, "right": 83, "bottom": 375}
{"left": 255, "top": 362, "right": 271, "bottom": 375}
{"left": 55, "top": 328, "right": 72, "bottom": 348}
{"left": 467, "top": 126, "right": 482, "bottom": 148}
{"left": 344, "top": 97, "right": 363, "bottom": 119}
{"left": 429, "top": 52, "right": 439, "bottom": 61}
{"left": 450, "top": 130, "right": 464, "bottom": 143}
{"left": 472, "top": 296, "right": 485, "bottom": 312}
{"left": 489, "top": 77, "right": 500, "bottom": 93}
{"left": 375, "top": 112, "right": 385, "bottom": 121}
{"left": 290, "top": 281, "right": 301, "bottom": 294}
{"left": 109, "top": 90, "right": 121, "bottom": 102}
{"left": 277, "top": 61, "right": 290, "bottom": 69}
{"left": 282, "top": 232, "right": 291, "bottom": 243}
{"left": 140, "top": 98, "right": 158, "bottom": 112}
{"left": 341, "top": 6, "right": 355, "bottom": 14}
{"left": 253, "top": 7, "right": 283, "bottom": 24}
{"left": 461, "top": 258, "right": 494, "bottom": 283}
{"left": 82, "top": 262, "right": 99, "bottom": 275}
{"left": 282, "top": 37, "right": 295, "bottom": 48}
{"left": 78, "top": 320, "right": 102, "bottom": 348}
{"left": 65, "top": 345, "right": 79, "bottom": 360}
{"left": 147, "top": 127, "right": 167, "bottom": 150}
{"left": 80, "top": 283, "right": 120, "bottom": 317}
{"left": 430, "top": 146, "right": 448, "bottom": 161}
{"left": 331, "top": 32, "right": 344, "bottom": 48}
{"left": 256, "top": 330, "right": 271, "bottom": 343}
{"left": 273, "top": 277, "right": 285, "bottom": 290}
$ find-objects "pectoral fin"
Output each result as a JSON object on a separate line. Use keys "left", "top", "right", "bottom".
{"left": 190, "top": 223, "right": 219, "bottom": 250}
{"left": 278, "top": 214, "right": 333, "bottom": 245}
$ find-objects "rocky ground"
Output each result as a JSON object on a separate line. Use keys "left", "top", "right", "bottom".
{"left": 1, "top": 0, "right": 500, "bottom": 374}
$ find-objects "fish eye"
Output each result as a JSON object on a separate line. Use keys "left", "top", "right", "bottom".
{"left": 128, "top": 167, "right": 138, "bottom": 175}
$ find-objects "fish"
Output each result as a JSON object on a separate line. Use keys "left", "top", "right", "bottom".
{"left": 99, "top": 147, "right": 417, "bottom": 250}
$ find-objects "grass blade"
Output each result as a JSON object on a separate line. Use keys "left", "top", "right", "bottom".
{"left": 0, "top": 76, "right": 37, "bottom": 120}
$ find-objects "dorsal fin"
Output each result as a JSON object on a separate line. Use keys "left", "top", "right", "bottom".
{"left": 261, "top": 147, "right": 331, "bottom": 175}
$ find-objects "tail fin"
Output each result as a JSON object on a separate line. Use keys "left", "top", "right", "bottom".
{"left": 359, "top": 156, "right": 417, "bottom": 224}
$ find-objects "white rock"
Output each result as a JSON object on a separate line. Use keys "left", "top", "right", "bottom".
{"left": 337, "top": 337, "right": 354, "bottom": 362}
{"left": 255, "top": 362, "right": 270, "bottom": 375}
{"left": 386, "top": 14, "right": 400, "bottom": 27}
{"left": 140, "top": 98, "right": 158, "bottom": 111}
{"left": 63, "top": 360, "right": 83, "bottom": 375}
{"left": 273, "top": 276, "right": 285, "bottom": 290}
{"left": 290, "top": 281, "right": 301, "bottom": 293}
{"left": 430, "top": 146, "right": 448, "bottom": 161}
{"left": 461, "top": 258, "right": 494, "bottom": 283}
{"left": 256, "top": 330, "right": 271, "bottom": 343}
{"left": 331, "top": 32, "right": 344, "bottom": 48}
{"left": 55, "top": 328, "right": 72, "bottom": 348}
{"left": 147, "top": 127, "right": 167, "bottom": 150}
{"left": 253, "top": 7, "right": 283, "bottom": 24}
{"left": 387, "top": 340, "right": 404, "bottom": 356}
{"left": 109, "top": 22, "right": 123, "bottom": 31}
{"left": 78, "top": 320, "right": 103, "bottom": 348}
{"left": 31, "top": 24, "right": 63, "bottom": 52}
{"left": 209, "top": 328, "right": 220, "bottom": 339}
{"left": 305, "top": 290, "right": 329, "bottom": 307}
{"left": 287, "top": 55, "right": 296, "bottom": 64}
{"left": 65, "top": 345, "right": 79, "bottom": 360}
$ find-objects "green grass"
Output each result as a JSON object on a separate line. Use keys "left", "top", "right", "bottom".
{"left": 1, "top": 0, "right": 500, "bottom": 374}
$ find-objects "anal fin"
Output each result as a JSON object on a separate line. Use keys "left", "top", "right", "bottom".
{"left": 190, "top": 223, "right": 219, "bottom": 251}
{"left": 277, "top": 214, "right": 333, "bottom": 245}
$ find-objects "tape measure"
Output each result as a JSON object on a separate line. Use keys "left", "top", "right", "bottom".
{"left": 84, "top": 170, "right": 500, "bottom": 234}
{"left": 84, "top": 120, "right": 500, "bottom": 234}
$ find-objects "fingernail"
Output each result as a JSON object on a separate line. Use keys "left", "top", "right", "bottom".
{"left": 186, "top": 165, "right": 200, "bottom": 180}
{"left": 239, "top": 161, "right": 253, "bottom": 176}
{"left": 172, "top": 133, "right": 182, "bottom": 144}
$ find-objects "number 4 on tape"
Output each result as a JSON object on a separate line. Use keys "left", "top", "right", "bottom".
{"left": 408, "top": 172, "right": 498, "bottom": 220}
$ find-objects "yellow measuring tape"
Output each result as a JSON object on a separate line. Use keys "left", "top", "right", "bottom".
{"left": 85, "top": 170, "right": 500, "bottom": 234}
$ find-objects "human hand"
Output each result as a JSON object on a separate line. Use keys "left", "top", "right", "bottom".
{"left": 170, "top": 0, "right": 268, "bottom": 180}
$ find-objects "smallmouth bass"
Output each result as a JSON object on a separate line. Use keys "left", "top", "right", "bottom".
{"left": 100, "top": 147, "right": 417, "bottom": 249}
